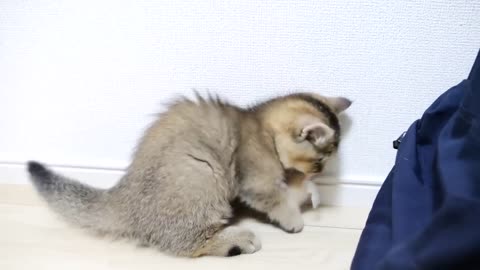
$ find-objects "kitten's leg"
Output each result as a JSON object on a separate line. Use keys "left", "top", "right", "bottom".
{"left": 268, "top": 198, "right": 304, "bottom": 233}
{"left": 192, "top": 226, "right": 261, "bottom": 257}
{"left": 239, "top": 175, "right": 304, "bottom": 233}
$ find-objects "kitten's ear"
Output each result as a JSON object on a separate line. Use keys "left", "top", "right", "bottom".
{"left": 298, "top": 122, "right": 334, "bottom": 146}
{"left": 328, "top": 97, "right": 352, "bottom": 113}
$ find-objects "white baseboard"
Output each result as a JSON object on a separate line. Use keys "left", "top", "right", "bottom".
{"left": 0, "top": 162, "right": 380, "bottom": 207}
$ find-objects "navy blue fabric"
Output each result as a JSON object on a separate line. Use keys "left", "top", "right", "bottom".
{"left": 351, "top": 50, "right": 480, "bottom": 270}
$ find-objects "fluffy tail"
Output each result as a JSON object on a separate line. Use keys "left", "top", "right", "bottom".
{"left": 27, "top": 161, "right": 114, "bottom": 231}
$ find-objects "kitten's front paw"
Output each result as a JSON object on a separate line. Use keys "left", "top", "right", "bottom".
{"left": 268, "top": 204, "right": 304, "bottom": 233}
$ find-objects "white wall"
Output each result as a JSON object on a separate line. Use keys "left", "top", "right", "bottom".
{"left": 1, "top": 0, "right": 479, "bottom": 186}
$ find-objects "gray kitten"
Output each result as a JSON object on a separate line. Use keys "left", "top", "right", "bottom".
{"left": 27, "top": 92, "right": 351, "bottom": 257}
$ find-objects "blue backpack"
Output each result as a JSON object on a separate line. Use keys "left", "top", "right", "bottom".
{"left": 351, "top": 49, "right": 480, "bottom": 270}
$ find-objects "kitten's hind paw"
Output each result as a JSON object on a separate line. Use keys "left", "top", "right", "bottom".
{"left": 193, "top": 226, "right": 261, "bottom": 257}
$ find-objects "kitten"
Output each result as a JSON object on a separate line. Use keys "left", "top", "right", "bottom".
{"left": 27, "top": 92, "right": 351, "bottom": 257}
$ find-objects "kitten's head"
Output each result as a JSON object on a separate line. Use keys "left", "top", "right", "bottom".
{"left": 260, "top": 93, "right": 351, "bottom": 175}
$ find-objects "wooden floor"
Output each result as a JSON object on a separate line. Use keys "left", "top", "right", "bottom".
{"left": 0, "top": 184, "right": 369, "bottom": 270}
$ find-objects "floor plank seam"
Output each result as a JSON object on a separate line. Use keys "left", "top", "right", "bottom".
{"left": 304, "top": 224, "right": 363, "bottom": 230}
